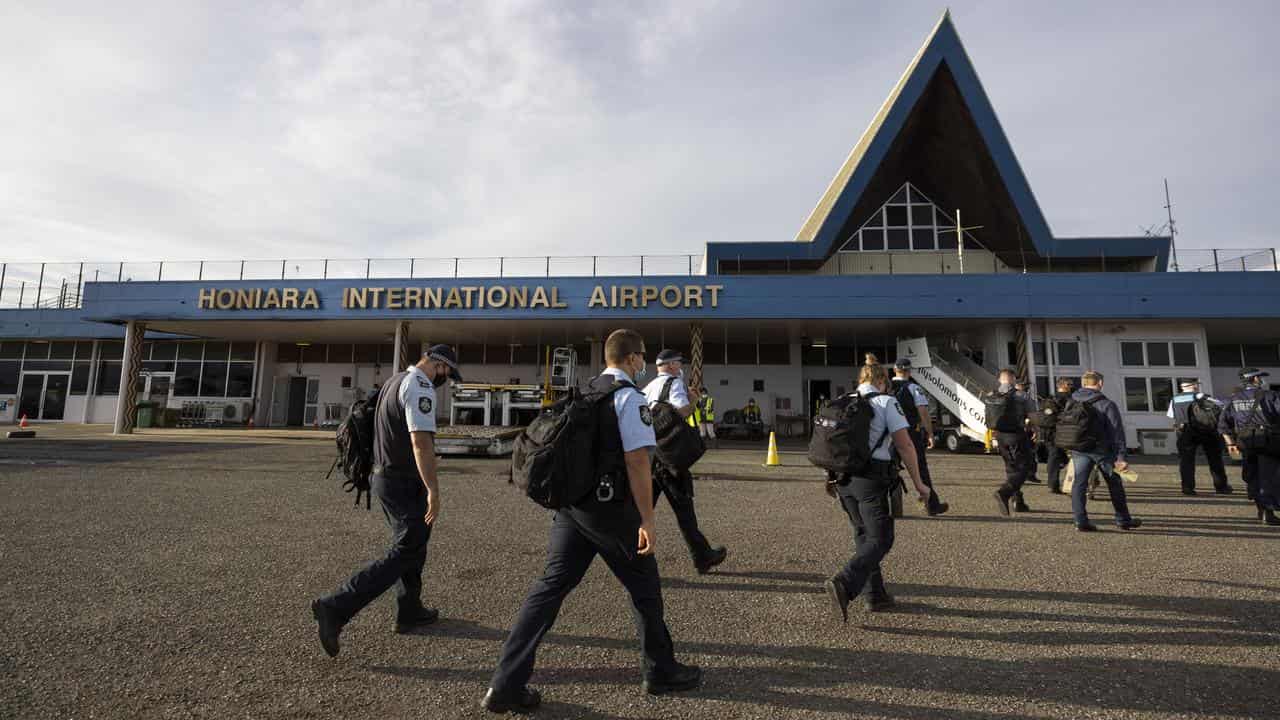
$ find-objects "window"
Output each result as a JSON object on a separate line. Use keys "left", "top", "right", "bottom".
{"left": 204, "top": 342, "right": 230, "bottom": 362}
{"left": 836, "top": 181, "right": 991, "bottom": 255}
{"left": 802, "top": 344, "right": 826, "bottom": 367}
{"left": 1242, "top": 344, "right": 1280, "bottom": 366}
{"left": 726, "top": 343, "right": 756, "bottom": 365}
{"left": 1033, "top": 342, "right": 1047, "bottom": 366}
{"left": 0, "top": 341, "right": 23, "bottom": 359}
{"left": 1122, "top": 341, "right": 1198, "bottom": 368}
{"left": 1055, "top": 341, "right": 1080, "bottom": 366}
{"left": 1146, "top": 342, "right": 1170, "bottom": 366}
{"left": 1120, "top": 342, "right": 1144, "bottom": 366}
{"left": 71, "top": 364, "right": 90, "bottom": 394}
{"left": 826, "top": 345, "right": 854, "bottom": 366}
{"left": 226, "top": 363, "right": 254, "bottom": 398}
{"left": 277, "top": 344, "right": 300, "bottom": 363}
{"left": 702, "top": 343, "right": 725, "bottom": 365}
{"left": 1171, "top": 343, "right": 1196, "bottom": 367}
{"left": 50, "top": 341, "right": 76, "bottom": 359}
{"left": 200, "top": 362, "right": 228, "bottom": 396}
{"left": 97, "top": 361, "right": 123, "bottom": 395}
{"left": 1035, "top": 376, "right": 1050, "bottom": 400}
{"left": 758, "top": 344, "right": 790, "bottom": 365}
{"left": 177, "top": 341, "right": 203, "bottom": 360}
{"left": 1208, "top": 344, "right": 1242, "bottom": 367}
{"left": 174, "top": 362, "right": 201, "bottom": 396}
{"left": 483, "top": 344, "right": 509, "bottom": 365}
{"left": 0, "top": 361, "right": 18, "bottom": 394}
{"left": 150, "top": 341, "right": 178, "bottom": 361}
{"left": 327, "top": 344, "right": 353, "bottom": 364}
{"left": 1124, "top": 377, "right": 1149, "bottom": 412}
{"left": 753, "top": 379, "right": 765, "bottom": 392}
{"left": 230, "top": 342, "right": 256, "bottom": 361}
{"left": 511, "top": 345, "right": 538, "bottom": 365}
{"left": 1151, "top": 377, "right": 1175, "bottom": 412}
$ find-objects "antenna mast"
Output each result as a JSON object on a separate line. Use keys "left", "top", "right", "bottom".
{"left": 1164, "top": 178, "right": 1179, "bottom": 271}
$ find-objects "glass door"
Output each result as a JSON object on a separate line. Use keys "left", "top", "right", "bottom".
{"left": 18, "top": 374, "right": 42, "bottom": 420}
{"left": 146, "top": 373, "right": 174, "bottom": 408}
{"left": 41, "top": 374, "right": 69, "bottom": 420}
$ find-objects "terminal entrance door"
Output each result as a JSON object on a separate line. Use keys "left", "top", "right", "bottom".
{"left": 142, "top": 373, "right": 173, "bottom": 410}
{"left": 287, "top": 376, "right": 307, "bottom": 426}
{"left": 17, "top": 372, "right": 70, "bottom": 421}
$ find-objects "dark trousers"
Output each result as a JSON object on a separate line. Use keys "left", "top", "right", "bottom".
{"left": 833, "top": 471, "right": 895, "bottom": 600}
{"left": 653, "top": 464, "right": 713, "bottom": 561}
{"left": 996, "top": 431, "right": 1034, "bottom": 498}
{"left": 1176, "top": 430, "right": 1229, "bottom": 491}
{"left": 320, "top": 472, "right": 431, "bottom": 623}
{"left": 1242, "top": 450, "right": 1261, "bottom": 500}
{"left": 1069, "top": 451, "right": 1133, "bottom": 526}
{"left": 1258, "top": 453, "right": 1280, "bottom": 510}
{"left": 490, "top": 512, "right": 677, "bottom": 693}
{"left": 1045, "top": 442, "right": 1068, "bottom": 492}
{"left": 909, "top": 428, "right": 944, "bottom": 512}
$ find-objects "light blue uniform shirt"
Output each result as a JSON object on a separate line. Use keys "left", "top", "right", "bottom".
{"left": 399, "top": 365, "right": 437, "bottom": 433}
{"left": 601, "top": 367, "right": 657, "bottom": 452}
{"left": 643, "top": 371, "right": 690, "bottom": 410}
{"left": 858, "top": 382, "right": 909, "bottom": 461}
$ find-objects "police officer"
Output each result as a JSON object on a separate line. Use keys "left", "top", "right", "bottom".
{"left": 644, "top": 350, "right": 727, "bottom": 574}
{"left": 1167, "top": 380, "right": 1232, "bottom": 496}
{"left": 891, "top": 358, "right": 948, "bottom": 516}
{"left": 1249, "top": 389, "right": 1280, "bottom": 527}
{"left": 1015, "top": 380, "right": 1043, "bottom": 485}
{"left": 693, "top": 385, "right": 717, "bottom": 449}
{"left": 311, "top": 344, "right": 462, "bottom": 657}
{"left": 1041, "top": 377, "right": 1075, "bottom": 494}
{"left": 1220, "top": 368, "right": 1279, "bottom": 526}
{"left": 991, "top": 369, "right": 1034, "bottom": 516}
{"left": 483, "top": 330, "right": 702, "bottom": 713}
{"left": 1067, "top": 370, "right": 1142, "bottom": 531}
{"left": 825, "top": 354, "right": 931, "bottom": 622}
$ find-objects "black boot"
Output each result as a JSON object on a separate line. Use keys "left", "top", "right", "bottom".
{"left": 1011, "top": 493, "right": 1031, "bottom": 513}
{"left": 395, "top": 605, "right": 440, "bottom": 634}
{"left": 483, "top": 687, "right": 542, "bottom": 714}
{"left": 643, "top": 663, "right": 703, "bottom": 695}
{"left": 694, "top": 546, "right": 728, "bottom": 574}
{"left": 1260, "top": 506, "right": 1280, "bottom": 527}
{"left": 992, "top": 490, "right": 1011, "bottom": 517}
{"left": 310, "top": 600, "right": 343, "bottom": 658}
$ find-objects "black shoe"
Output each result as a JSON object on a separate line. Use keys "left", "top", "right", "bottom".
{"left": 1012, "top": 498, "right": 1031, "bottom": 513}
{"left": 1215, "top": 485, "right": 1235, "bottom": 495}
{"left": 395, "top": 606, "right": 440, "bottom": 634}
{"left": 483, "top": 687, "right": 542, "bottom": 714}
{"left": 1181, "top": 488, "right": 1198, "bottom": 496}
{"left": 1117, "top": 518, "right": 1143, "bottom": 531}
{"left": 824, "top": 577, "right": 850, "bottom": 624}
{"left": 864, "top": 594, "right": 896, "bottom": 612}
{"left": 1025, "top": 476, "right": 1042, "bottom": 484}
{"left": 643, "top": 664, "right": 703, "bottom": 695}
{"left": 1048, "top": 486, "right": 1064, "bottom": 495}
{"left": 926, "top": 501, "right": 950, "bottom": 517}
{"left": 992, "top": 491, "right": 1011, "bottom": 517}
{"left": 1075, "top": 522, "right": 1098, "bottom": 532}
{"left": 694, "top": 546, "right": 728, "bottom": 575}
{"left": 311, "top": 599, "right": 342, "bottom": 658}
{"left": 1261, "top": 508, "right": 1280, "bottom": 526}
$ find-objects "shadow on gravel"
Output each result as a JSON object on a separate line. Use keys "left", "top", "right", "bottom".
{"left": 0, "top": 439, "right": 268, "bottom": 465}
{"left": 373, "top": 616, "right": 1280, "bottom": 717}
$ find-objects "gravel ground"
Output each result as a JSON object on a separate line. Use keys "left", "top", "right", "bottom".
{"left": 1, "top": 428, "right": 1277, "bottom": 719}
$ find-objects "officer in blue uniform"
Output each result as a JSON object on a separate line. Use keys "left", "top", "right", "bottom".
{"left": 311, "top": 345, "right": 463, "bottom": 657}
{"left": 1220, "top": 368, "right": 1279, "bottom": 526}
{"left": 483, "top": 329, "right": 701, "bottom": 713}
{"left": 891, "top": 359, "right": 948, "bottom": 515}
{"left": 1166, "top": 380, "right": 1232, "bottom": 496}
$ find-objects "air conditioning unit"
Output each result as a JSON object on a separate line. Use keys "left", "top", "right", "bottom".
{"left": 221, "top": 402, "right": 253, "bottom": 423}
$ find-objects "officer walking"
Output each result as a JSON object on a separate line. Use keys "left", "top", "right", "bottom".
{"left": 1065, "top": 370, "right": 1142, "bottom": 531}
{"left": 692, "top": 385, "right": 717, "bottom": 449}
{"left": 891, "top": 359, "right": 948, "bottom": 516}
{"left": 990, "top": 369, "right": 1034, "bottom": 516}
{"left": 824, "top": 354, "right": 932, "bottom": 622}
{"left": 311, "top": 345, "right": 463, "bottom": 657}
{"left": 1220, "top": 368, "right": 1279, "bottom": 525}
{"left": 484, "top": 329, "right": 702, "bottom": 713}
{"left": 644, "top": 350, "right": 727, "bottom": 574}
{"left": 1167, "top": 380, "right": 1233, "bottom": 496}
{"left": 1015, "top": 380, "right": 1042, "bottom": 485}
{"left": 1041, "top": 377, "right": 1075, "bottom": 494}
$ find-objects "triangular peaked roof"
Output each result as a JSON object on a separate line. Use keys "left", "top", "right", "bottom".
{"left": 704, "top": 10, "right": 1169, "bottom": 273}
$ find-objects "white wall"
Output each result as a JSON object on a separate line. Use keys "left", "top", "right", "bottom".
{"left": 818, "top": 250, "right": 1011, "bottom": 275}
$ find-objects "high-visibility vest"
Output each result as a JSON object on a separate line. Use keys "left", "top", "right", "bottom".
{"left": 689, "top": 395, "right": 714, "bottom": 426}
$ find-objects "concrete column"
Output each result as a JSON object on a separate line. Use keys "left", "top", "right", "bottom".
{"left": 688, "top": 322, "right": 704, "bottom": 391}
{"left": 112, "top": 320, "right": 146, "bottom": 434}
{"left": 393, "top": 320, "right": 411, "bottom": 372}
{"left": 81, "top": 339, "right": 99, "bottom": 424}
{"left": 1023, "top": 319, "right": 1038, "bottom": 401}
{"left": 253, "top": 341, "right": 278, "bottom": 427}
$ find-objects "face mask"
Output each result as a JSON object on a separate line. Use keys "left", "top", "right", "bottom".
{"left": 432, "top": 363, "right": 449, "bottom": 388}
{"left": 999, "top": 382, "right": 1012, "bottom": 393}
{"left": 634, "top": 361, "right": 647, "bottom": 382}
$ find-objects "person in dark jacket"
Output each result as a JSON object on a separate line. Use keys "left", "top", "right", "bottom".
{"left": 1067, "top": 370, "right": 1141, "bottom": 532}
{"left": 991, "top": 369, "right": 1033, "bottom": 516}
{"left": 1041, "top": 378, "right": 1074, "bottom": 494}
{"left": 1219, "top": 368, "right": 1279, "bottom": 526}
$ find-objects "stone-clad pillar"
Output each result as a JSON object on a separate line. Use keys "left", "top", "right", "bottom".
{"left": 113, "top": 320, "right": 146, "bottom": 434}
{"left": 689, "top": 322, "right": 704, "bottom": 391}
{"left": 393, "top": 320, "right": 411, "bottom": 371}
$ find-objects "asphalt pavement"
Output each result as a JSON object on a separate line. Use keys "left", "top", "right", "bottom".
{"left": 1, "top": 427, "right": 1277, "bottom": 719}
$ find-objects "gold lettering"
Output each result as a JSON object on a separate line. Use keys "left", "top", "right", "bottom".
{"left": 348, "top": 288, "right": 366, "bottom": 309}
{"left": 619, "top": 286, "right": 638, "bottom": 308}
{"left": 404, "top": 287, "right": 422, "bottom": 309}
{"left": 367, "top": 288, "right": 385, "bottom": 308}
{"left": 198, "top": 288, "right": 216, "bottom": 309}
{"left": 589, "top": 285, "right": 608, "bottom": 307}
{"left": 706, "top": 284, "right": 723, "bottom": 307}
{"left": 660, "top": 285, "right": 682, "bottom": 308}
{"left": 302, "top": 289, "right": 319, "bottom": 309}
{"left": 551, "top": 287, "right": 567, "bottom": 308}
{"left": 509, "top": 286, "right": 528, "bottom": 308}
{"left": 530, "top": 286, "right": 550, "bottom": 308}
{"left": 611, "top": 285, "right": 619, "bottom": 307}
{"left": 684, "top": 285, "right": 703, "bottom": 308}
{"left": 234, "top": 289, "right": 253, "bottom": 309}
{"left": 252, "top": 289, "right": 262, "bottom": 307}
{"left": 461, "top": 287, "right": 478, "bottom": 308}
{"left": 386, "top": 288, "right": 404, "bottom": 309}
{"left": 216, "top": 289, "right": 235, "bottom": 309}
{"left": 444, "top": 287, "right": 463, "bottom": 308}
{"left": 487, "top": 286, "right": 508, "bottom": 308}
{"left": 263, "top": 288, "right": 281, "bottom": 309}
{"left": 282, "top": 288, "right": 300, "bottom": 309}
{"left": 424, "top": 287, "right": 442, "bottom": 308}
{"left": 640, "top": 285, "right": 659, "bottom": 307}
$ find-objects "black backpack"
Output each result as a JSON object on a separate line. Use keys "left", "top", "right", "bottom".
{"left": 651, "top": 378, "right": 706, "bottom": 471}
{"left": 1186, "top": 397, "right": 1222, "bottom": 434}
{"left": 893, "top": 380, "right": 922, "bottom": 428}
{"left": 1033, "top": 396, "right": 1061, "bottom": 430}
{"left": 808, "top": 392, "right": 887, "bottom": 477}
{"left": 983, "top": 391, "right": 1024, "bottom": 433}
{"left": 512, "top": 380, "right": 629, "bottom": 509}
{"left": 1235, "top": 391, "right": 1280, "bottom": 455}
{"left": 326, "top": 388, "right": 382, "bottom": 509}
{"left": 1055, "top": 396, "right": 1103, "bottom": 452}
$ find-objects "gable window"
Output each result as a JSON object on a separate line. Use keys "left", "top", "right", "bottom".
{"left": 837, "top": 182, "right": 989, "bottom": 254}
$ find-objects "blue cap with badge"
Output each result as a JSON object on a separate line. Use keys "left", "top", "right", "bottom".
{"left": 656, "top": 349, "right": 684, "bottom": 365}
{"left": 425, "top": 344, "right": 463, "bottom": 382}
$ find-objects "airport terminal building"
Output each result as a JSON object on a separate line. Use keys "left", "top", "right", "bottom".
{"left": 2, "top": 13, "right": 1278, "bottom": 452}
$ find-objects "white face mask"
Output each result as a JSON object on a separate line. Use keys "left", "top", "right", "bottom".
{"left": 999, "top": 382, "right": 1012, "bottom": 393}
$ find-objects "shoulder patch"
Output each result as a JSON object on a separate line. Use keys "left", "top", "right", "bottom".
{"left": 639, "top": 405, "right": 652, "bottom": 426}
{"left": 418, "top": 396, "right": 433, "bottom": 414}
{"left": 890, "top": 399, "right": 905, "bottom": 415}
{"left": 417, "top": 378, "right": 431, "bottom": 388}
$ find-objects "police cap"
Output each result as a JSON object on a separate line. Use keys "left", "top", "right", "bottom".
{"left": 656, "top": 349, "right": 684, "bottom": 366}
{"left": 425, "top": 344, "right": 463, "bottom": 382}
{"left": 1240, "top": 367, "right": 1270, "bottom": 381}
{"left": 894, "top": 358, "right": 912, "bottom": 370}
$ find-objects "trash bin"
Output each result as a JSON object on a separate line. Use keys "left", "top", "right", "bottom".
{"left": 136, "top": 403, "right": 154, "bottom": 429}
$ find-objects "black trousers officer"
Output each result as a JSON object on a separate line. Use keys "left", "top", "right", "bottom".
{"left": 832, "top": 465, "right": 895, "bottom": 601}
{"left": 1045, "top": 442, "right": 1068, "bottom": 493}
{"left": 490, "top": 507, "right": 678, "bottom": 694}
{"left": 1176, "top": 430, "right": 1229, "bottom": 493}
{"left": 1242, "top": 449, "right": 1261, "bottom": 501}
{"left": 652, "top": 463, "right": 713, "bottom": 562}
{"left": 996, "top": 431, "right": 1035, "bottom": 503}
{"left": 908, "top": 427, "right": 945, "bottom": 513}
{"left": 319, "top": 471, "right": 431, "bottom": 622}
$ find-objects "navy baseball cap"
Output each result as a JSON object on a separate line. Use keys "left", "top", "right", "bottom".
{"left": 894, "top": 358, "right": 912, "bottom": 370}
{"left": 1240, "top": 367, "right": 1270, "bottom": 381}
{"left": 425, "top": 344, "right": 463, "bottom": 382}
{"left": 656, "top": 349, "right": 684, "bottom": 365}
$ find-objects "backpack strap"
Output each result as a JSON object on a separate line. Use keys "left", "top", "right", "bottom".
{"left": 658, "top": 376, "right": 676, "bottom": 404}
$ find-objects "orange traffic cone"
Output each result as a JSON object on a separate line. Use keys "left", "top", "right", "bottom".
{"left": 19, "top": 413, "right": 29, "bottom": 429}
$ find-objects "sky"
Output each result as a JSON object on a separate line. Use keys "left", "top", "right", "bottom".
{"left": 1, "top": 0, "right": 1276, "bottom": 267}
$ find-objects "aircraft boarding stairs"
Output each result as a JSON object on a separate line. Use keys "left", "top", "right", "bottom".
{"left": 895, "top": 337, "right": 998, "bottom": 452}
